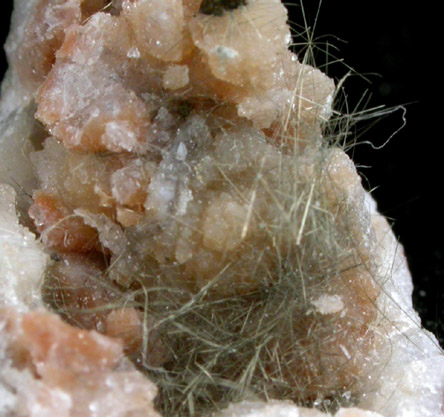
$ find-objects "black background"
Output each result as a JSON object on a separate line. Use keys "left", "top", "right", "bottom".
{"left": 1, "top": 1, "right": 442, "bottom": 345}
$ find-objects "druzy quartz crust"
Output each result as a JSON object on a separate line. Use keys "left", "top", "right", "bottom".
{"left": 0, "top": 0, "right": 443, "bottom": 416}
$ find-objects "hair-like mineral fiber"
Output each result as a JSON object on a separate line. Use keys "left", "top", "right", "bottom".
{"left": 36, "top": 1, "right": 406, "bottom": 417}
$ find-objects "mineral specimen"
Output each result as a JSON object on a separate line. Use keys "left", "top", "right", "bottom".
{"left": 1, "top": 0, "right": 443, "bottom": 417}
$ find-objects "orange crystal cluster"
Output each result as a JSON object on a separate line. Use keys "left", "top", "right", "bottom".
{"left": 0, "top": 308, "right": 160, "bottom": 417}
{"left": 2, "top": 0, "right": 384, "bottom": 415}
{"left": 24, "top": 0, "right": 337, "bottom": 290}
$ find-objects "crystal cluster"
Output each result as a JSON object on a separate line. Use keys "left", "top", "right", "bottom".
{"left": 0, "top": 306, "right": 160, "bottom": 417}
{"left": 1, "top": 0, "right": 443, "bottom": 416}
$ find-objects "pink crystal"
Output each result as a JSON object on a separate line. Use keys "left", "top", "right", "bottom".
{"left": 0, "top": 308, "right": 160, "bottom": 417}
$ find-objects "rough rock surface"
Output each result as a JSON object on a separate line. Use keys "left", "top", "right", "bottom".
{"left": 1, "top": 0, "right": 443, "bottom": 417}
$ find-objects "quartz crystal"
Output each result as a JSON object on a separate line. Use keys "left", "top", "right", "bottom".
{"left": 1, "top": 0, "right": 443, "bottom": 416}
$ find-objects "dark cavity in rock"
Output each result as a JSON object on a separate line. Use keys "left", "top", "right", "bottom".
{"left": 199, "top": 0, "right": 248, "bottom": 16}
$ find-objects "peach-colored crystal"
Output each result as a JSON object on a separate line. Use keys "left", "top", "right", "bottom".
{"left": 105, "top": 308, "right": 144, "bottom": 354}
{"left": 123, "top": 0, "right": 187, "bottom": 62}
{"left": 163, "top": 65, "right": 190, "bottom": 90}
{"left": 28, "top": 191, "right": 99, "bottom": 253}
{"left": 0, "top": 308, "right": 160, "bottom": 417}
{"left": 189, "top": 0, "right": 289, "bottom": 89}
{"left": 105, "top": 308, "right": 169, "bottom": 366}
{"left": 42, "top": 253, "right": 118, "bottom": 331}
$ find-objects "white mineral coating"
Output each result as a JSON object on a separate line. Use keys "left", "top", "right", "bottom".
{"left": 358, "top": 198, "right": 444, "bottom": 417}
{"left": 0, "top": 0, "right": 38, "bottom": 114}
{"left": 212, "top": 401, "right": 329, "bottom": 417}
{"left": 0, "top": 184, "right": 48, "bottom": 311}
{"left": 310, "top": 294, "right": 345, "bottom": 315}
{"left": 212, "top": 401, "right": 386, "bottom": 417}
{"left": 163, "top": 64, "right": 190, "bottom": 90}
